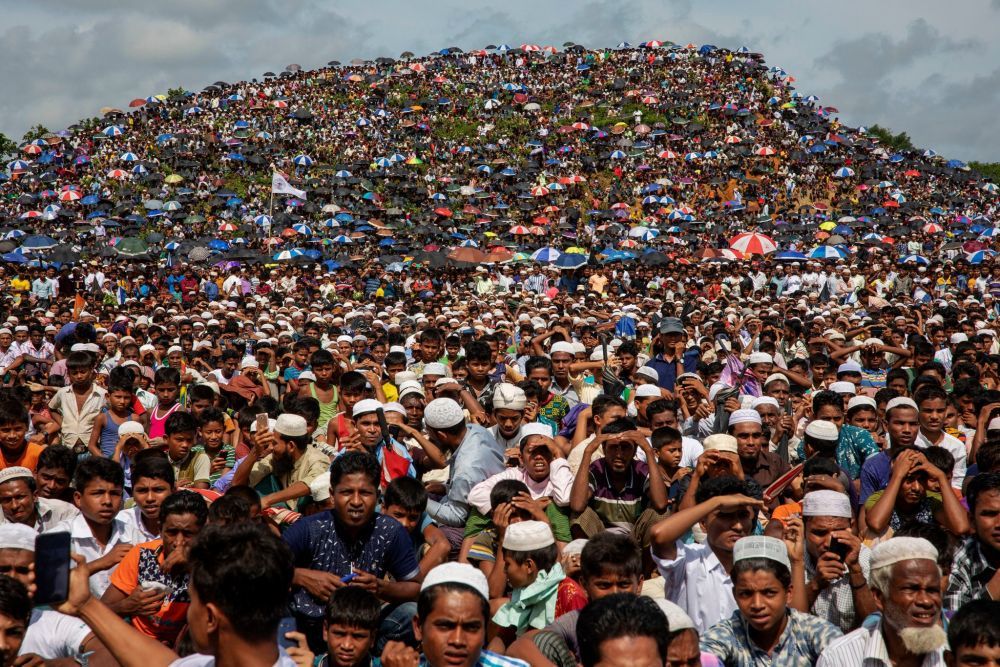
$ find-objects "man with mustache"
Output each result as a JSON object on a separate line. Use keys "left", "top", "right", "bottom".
{"left": 817, "top": 536, "right": 946, "bottom": 666}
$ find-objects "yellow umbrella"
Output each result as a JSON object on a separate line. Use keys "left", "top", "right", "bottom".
{"left": 565, "top": 246, "right": 587, "bottom": 254}
{"left": 818, "top": 221, "right": 836, "bottom": 231}
{"left": 164, "top": 174, "right": 183, "bottom": 184}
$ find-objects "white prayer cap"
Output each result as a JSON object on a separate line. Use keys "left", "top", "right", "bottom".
{"left": 493, "top": 384, "right": 527, "bottom": 411}
{"left": 656, "top": 599, "right": 695, "bottom": 632}
{"left": 166, "top": 345, "right": 183, "bottom": 355}
{"left": 847, "top": 396, "right": 877, "bottom": 412}
{"left": 837, "top": 360, "right": 863, "bottom": 374}
{"left": 562, "top": 539, "right": 588, "bottom": 555}
{"left": 747, "top": 352, "right": 773, "bottom": 366}
{"left": 870, "top": 536, "right": 938, "bottom": 571}
{"left": 398, "top": 381, "right": 425, "bottom": 399}
{"left": 550, "top": 341, "right": 575, "bottom": 356}
{"left": 395, "top": 371, "right": 418, "bottom": 384}
{"left": 989, "top": 417, "right": 1000, "bottom": 431}
{"left": 805, "top": 420, "right": 839, "bottom": 441}
{"left": 708, "top": 383, "right": 729, "bottom": 401}
{"left": 703, "top": 434, "right": 738, "bottom": 454}
{"left": 422, "top": 562, "right": 490, "bottom": 601}
{"left": 752, "top": 396, "right": 780, "bottom": 410}
{"left": 0, "top": 524, "right": 36, "bottom": 551}
{"left": 729, "top": 409, "right": 762, "bottom": 425}
{"left": 434, "top": 377, "right": 461, "bottom": 389}
{"left": 886, "top": 397, "right": 918, "bottom": 412}
{"left": 275, "top": 414, "right": 308, "bottom": 437}
{"left": 309, "top": 472, "right": 331, "bottom": 502}
{"left": 502, "top": 520, "right": 555, "bottom": 551}
{"left": 352, "top": 399, "right": 383, "bottom": 418}
{"left": 802, "top": 490, "right": 853, "bottom": 519}
{"left": 519, "top": 423, "right": 552, "bottom": 442}
{"left": 424, "top": 398, "right": 465, "bottom": 429}
{"left": 733, "top": 535, "right": 790, "bottom": 570}
{"left": 241, "top": 358, "right": 259, "bottom": 369}
{"left": 635, "top": 366, "right": 659, "bottom": 382}
{"left": 118, "top": 421, "right": 145, "bottom": 437}
{"left": 0, "top": 467, "right": 33, "bottom": 486}
{"left": 634, "top": 384, "right": 661, "bottom": 399}
{"left": 384, "top": 402, "right": 406, "bottom": 418}
{"left": 422, "top": 362, "right": 447, "bottom": 377}
{"left": 829, "top": 381, "right": 857, "bottom": 395}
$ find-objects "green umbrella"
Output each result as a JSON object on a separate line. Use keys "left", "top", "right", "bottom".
{"left": 116, "top": 237, "right": 149, "bottom": 257}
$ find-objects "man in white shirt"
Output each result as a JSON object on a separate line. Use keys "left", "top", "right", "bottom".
{"left": 913, "top": 385, "right": 966, "bottom": 489}
{"left": 648, "top": 446, "right": 762, "bottom": 632}
{"left": 0, "top": 523, "right": 115, "bottom": 664}
{"left": 0, "top": 466, "right": 79, "bottom": 533}
{"left": 69, "top": 459, "right": 142, "bottom": 597}
{"left": 817, "top": 536, "right": 946, "bottom": 666}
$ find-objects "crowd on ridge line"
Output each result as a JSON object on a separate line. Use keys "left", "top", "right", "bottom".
{"left": 0, "top": 37, "right": 998, "bottom": 667}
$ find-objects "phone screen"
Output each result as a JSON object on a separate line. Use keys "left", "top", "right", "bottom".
{"left": 35, "top": 532, "right": 71, "bottom": 605}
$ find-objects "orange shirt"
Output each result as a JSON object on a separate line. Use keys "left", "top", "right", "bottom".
{"left": 0, "top": 441, "right": 45, "bottom": 471}
{"left": 109, "top": 539, "right": 190, "bottom": 645}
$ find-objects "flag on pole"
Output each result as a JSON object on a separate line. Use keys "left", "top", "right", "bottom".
{"left": 271, "top": 172, "right": 306, "bottom": 200}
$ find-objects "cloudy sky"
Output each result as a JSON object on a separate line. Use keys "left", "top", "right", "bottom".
{"left": 3, "top": 0, "right": 998, "bottom": 161}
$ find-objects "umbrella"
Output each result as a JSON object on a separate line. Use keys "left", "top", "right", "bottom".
{"left": 447, "top": 247, "right": 487, "bottom": 263}
{"left": 273, "top": 248, "right": 306, "bottom": 261}
{"left": 808, "top": 246, "right": 847, "bottom": 260}
{"left": 555, "top": 253, "right": 587, "bottom": 269}
{"left": 899, "top": 255, "right": 930, "bottom": 265}
{"left": 531, "top": 247, "right": 562, "bottom": 263}
{"left": 115, "top": 237, "right": 149, "bottom": 257}
{"left": 729, "top": 232, "right": 777, "bottom": 255}
{"left": 20, "top": 235, "right": 58, "bottom": 250}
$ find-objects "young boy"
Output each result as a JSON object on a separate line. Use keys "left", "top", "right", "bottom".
{"left": 306, "top": 587, "right": 383, "bottom": 667}
{"left": 326, "top": 371, "right": 372, "bottom": 447}
{"left": 507, "top": 532, "right": 645, "bottom": 667}
{"left": 117, "top": 454, "right": 175, "bottom": 541}
{"left": 945, "top": 599, "right": 1000, "bottom": 667}
{"left": 188, "top": 384, "right": 239, "bottom": 450}
{"left": 70, "top": 457, "right": 143, "bottom": 596}
{"left": 88, "top": 375, "right": 138, "bottom": 459}
{"left": 283, "top": 339, "right": 311, "bottom": 392}
{"left": 48, "top": 350, "right": 107, "bottom": 452}
{"left": 192, "top": 407, "right": 235, "bottom": 484}
{"left": 162, "top": 411, "right": 210, "bottom": 489}
{"left": 491, "top": 521, "right": 568, "bottom": 650}
{"left": 298, "top": 349, "right": 340, "bottom": 433}
{"left": 34, "top": 443, "right": 77, "bottom": 502}
{"left": 0, "top": 399, "right": 45, "bottom": 470}
{"left": 525, "top": 357, "right": 569, "bottom": 429}
{"left": 141, "top": 367, "right": 183, "bottom": 442}
{"left": 382, "top": 476, "right": 451, "bottom": 578}
{"left": 651, "top": 426, "right": 685, "bottom": 493}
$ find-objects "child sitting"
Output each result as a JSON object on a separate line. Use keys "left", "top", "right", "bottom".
{"left": 381, "top": 476, "right": 451, "bottom": 578}
{"left": 285, "top": 587, "right": 382, "bottom": 667}
{"left": 490, "top": 520, "right": 568, "bottom": 650}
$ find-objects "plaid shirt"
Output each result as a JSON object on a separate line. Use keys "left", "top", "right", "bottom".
{"left": 944, "top": 536, "right": 996, "bottom": 612}
{"left": 805, "top": 545, "right": 872, "bottom": 632}
{"left": 701, "top": 608, "right": 842, "bottom": 666}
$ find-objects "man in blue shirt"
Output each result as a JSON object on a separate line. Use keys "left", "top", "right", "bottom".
{"left": 283, "top": 451, "right": 420, "bottom": 653}
{"left": 645, "top": 317, "right": 687, "bottom": 392}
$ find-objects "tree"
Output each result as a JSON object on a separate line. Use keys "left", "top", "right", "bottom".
{"left": 21, "top": 124, "right": 50, "bottom": 143}
{"left": 166, "top": 86, "right": 187, "bottom": 100}
{"left": 970, "top": 162, "right": 1000, "bottom": 184}
{"left": 867, "top": 124, "right": 914, "bottom": 152}
{"left": 0, "top": 133, "right": 17, "bottom": 160}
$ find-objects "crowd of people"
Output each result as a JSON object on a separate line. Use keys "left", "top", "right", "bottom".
{"left": 0, "top": 37, "right": 998, "bottom": 667}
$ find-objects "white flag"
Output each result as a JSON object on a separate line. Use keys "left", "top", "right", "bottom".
{"left": 271, "top": 172, "right": 306, "bottom": 200}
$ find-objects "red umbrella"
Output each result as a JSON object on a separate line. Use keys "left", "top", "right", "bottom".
{"left": 433, "top": 207, "right": 453, "bottom": 217}
{"left": 128, "top": 98, "right": 146, "bottom": 108}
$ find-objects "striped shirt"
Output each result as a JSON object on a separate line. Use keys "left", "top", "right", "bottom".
{"left": 701, "top": 608, "right": 842, "bottom": 666}
{"left": 587, "top": 459, "right": 649, "bottom": 531}
{"left": 816, "top": 618, "right": 945, "bottom": 667}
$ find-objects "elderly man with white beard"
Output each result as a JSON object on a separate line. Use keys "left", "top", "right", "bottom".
{"left": 817, "top": 536, "right": 947, "bottom": 667}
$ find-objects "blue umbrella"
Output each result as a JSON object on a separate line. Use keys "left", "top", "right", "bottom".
{"left": 808, "top": 246, "right": 847, "bottom": 259}
{"left": 254, "top": 214, "right": 273, "bottom": 227}
{"left": 102, "top": 125, "right": 124, "bottom": 137}
{"left": 292, "top": 154, "right": 313, "bottom": 167}
{"left": 273, "top": 248, "right": 305, "bottom": 261}
{"left": 334, "top": 170, "right": 352, "bottom": 178}
{"left": 899, "top": 255, "right": 930, "bottom": 265}
{"left": 21, "top": 235, "right": 58, "bottom": 250}
{"left": 555, "top": 253, "right": 587, "bottom": 269}
{"left": 774, "top": 250, "right": 807, "bottom": 261}
{"left": 531, "top": 247, "right": 561, "bottom": 263}
{"left": 292, "top": 224, "right": 314, "bottom": 235}
{"left": 207, "top": 239, "right": 230, "bottom": 251}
